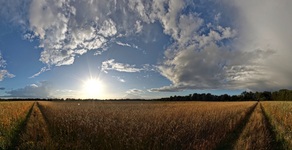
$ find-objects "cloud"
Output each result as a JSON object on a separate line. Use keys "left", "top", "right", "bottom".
{"left": 0, "top": 87, "right": 5, "bottom": 90}
{"left": 119, "top": 78, "right": 126, "bottom": 83}
{"left": 126, "top": 88, "right": 144, "bottom": 94}
{"left": 102, "top": 59, "right": 144, "bottom": 73}
{"left": 124, "top": 88, "right": 144, "bottom": 99}
{"left": 2, "top": 0, "right": 292, "bottom": 92}
{"left": 1, "top": 0, "right": 219, "bottom": 68}
{"left": 153, "top": 43, "right": 275, "bottom": 92}
{"left": 116, "top": 42, "right": 132, "bottom": 47}
{"left": 0, "top": 1, "right": 29, "bottom": 26}
{"left": 0, "top": 70, "right": 15, "bottom": 81}
{"left": 149, "top": 84, "right": 195, "bottom": 92}
{"left": 29, "top": 66, "right": 51, "bottom": 78}
{"left": 0, "top": 52, "right": 15, "bottom": 81}
{"left": 116, "top": 77, "right": 126, "bottom": 83}
{"left": 102, "top": 59, "right": 157, "bottom": 74}
{"left": 135, "top": 20, "right": 143, "bottom": 33}
{"left": 229, "top": 0, "right": 292, "bottom": 91}
{"left": 1, "top": 0, "right": 154, "bottom": 67}
{"left": 111, "top": 76, "right": 126, "bottom": 83}
{"left": 0, "top": 53, "right": 6, "bottom": 68}
{"left": 53, "top": 89, "right": 81, "bottom": 98}
{"left": 116, "top": 41, "right": 139, "bottom": 49}
{"left": 149, "top": 0, "right": 292, "bottom": 92}
{"left": 6, "top": 81, "right": 52, "bottom": 98}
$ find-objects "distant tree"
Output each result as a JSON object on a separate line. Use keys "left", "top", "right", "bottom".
{"left": 220, "top": 94, "right": 231, "bottom": 101}
{"left": 260, "top": 91, "right": 272, "bottom": 101}
{"left": 159, "top": 89, "right": 292, "bottom": 102}
{"left": 241, "top": 91, "right": 255, "bottom": 101}
{"left": 272, "top": 91, "right": 279, "bottom": 101}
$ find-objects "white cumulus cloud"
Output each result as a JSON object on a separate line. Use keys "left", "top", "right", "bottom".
{"left": 124, "top": 88, "right": 144, "bottom": 99}
{"left": 1, "top": 0, "right": 152, "bottom": 67}
{"left": 29, "top": 66, "right": 51, "bottom": 78}
{"left": 151, "top": 0, "right": 292, "bottom": 92}
{"left": 0, "top": 52, "right": 15, "bottom": 81}
{"left": 2, "top": 0, "right": 292, "bottom": 92}
{"left": 126, "top": 88, "right": 144, "bottom": 94}
{"left": 102, "top": 59, "right": 143, "bottom": 73}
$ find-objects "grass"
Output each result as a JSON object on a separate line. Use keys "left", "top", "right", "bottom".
{"left": 261, "top": 101, "right": 292, "bottom": 149}
{"left": 1, "top": 101, "right": 292, "bottom": 149}
{"left": 215, "top": 102, "right": 258, "bottom": 150}
{"left": 15, "top": 102, "right": 54, "bottom": 149}
{"left": 38, "top": 101, "right": 256, "bottom": 149}
{"left": 0, "top": 101, "right": 34, "bottom": 149}
{"left": 233, "top": 103, "right": 277, "bottom": 150}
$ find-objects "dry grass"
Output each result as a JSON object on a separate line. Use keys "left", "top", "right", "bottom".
{"left": 234, "top": 103, "right": 275, "bottom": 150}
{"left": 0, "top": 101, "right": 34, "bottom": 149}
{"left": 38, "top": 101, "right": 256, "bottom": 149}
{"left": 261, "top": 101, "right": 292, "bottom": 149}
{"left": 15, "top": 102, "right": 54, "bottom": 149}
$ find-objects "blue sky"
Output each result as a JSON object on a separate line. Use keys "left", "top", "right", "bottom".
{"left": 0, "top": 0, "right": 292, "bottom": 99}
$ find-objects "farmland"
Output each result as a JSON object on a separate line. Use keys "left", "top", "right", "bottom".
{"left": 0, "top": 101, "right": 34, "bottom": 149}
{"left": 0, "top": 101, "right": 291, "bottom": 149}
{"left": 261, "top": 102, "right": 292, "bottom": 149}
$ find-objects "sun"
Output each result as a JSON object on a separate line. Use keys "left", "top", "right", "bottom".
{"left": 82, "top": 78, "right": 104, "bottom": 98}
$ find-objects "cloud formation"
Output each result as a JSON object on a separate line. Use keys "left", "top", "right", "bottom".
{"left": 29, "top": 66, "right": 51, "bottom": 78}
{"left": 0, "top": 52, "right": 15, "bottom": 81}
{"left": 102, "top": 59, "right": 144, "bottom": 73}
{"left": 126, "top": 88, "right": 144, "bottom": 94}
{"left": 2, "top": 0, "right": 292, "bottom": 92}
{"left": 1, "top": 0, "right": 150, "bottom": 67}
{"left": 116, "top": 41, "right": 139, "bottom": 49}
{"left": 6, "top": 81, "right": 52, "bottom": 98}
{"left": 150, "top": 0, "right": 292, "bottom": 92}
{"left": 230, "top": 0, "right": 292, "bottom": 91}
{"left": 125, "top": 88, "right": 144, "bottom": 99}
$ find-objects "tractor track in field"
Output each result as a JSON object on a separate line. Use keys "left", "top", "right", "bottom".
{"left": 216, "top": 102, "right": 258, "bottom": 150}
{"left": 232, "top": 103, "right": 282, "bottom": 150}
{"left": 217, "top": 102, "right": 286, "bottom": 150}
{"left": 10, "top": 102, "right": 53, "bottom": 150}
{"left": 5, "top": 101, "right": 289, "bottom": 150}
{"left": 8, "top": 102, "right": 35, "bottom": 150}
{"left": 260, "top": 103, "right": 287, "bottom": 150}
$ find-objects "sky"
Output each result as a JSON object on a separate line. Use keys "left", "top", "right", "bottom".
{"left": 0, "top": 0, "right": 292, "bottom": 99}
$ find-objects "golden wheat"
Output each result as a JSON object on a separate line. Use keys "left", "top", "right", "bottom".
{"left": 0, "top": 101, "right": 34, "bottom": 149}
{"left": 261, "top": 101, "right": 292, "bottom": 149}
{"left": 234, "top": 103, "right": 275, "bottom": 150}
{"left": 38, "top": 101, "right": 256, "bottom": 149}
{"left": 15, "top": 102, "right": 54, "bottom": 149}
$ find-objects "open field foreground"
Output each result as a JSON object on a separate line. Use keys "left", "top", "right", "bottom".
{"left": 0, "top": 101, "right": 291, "bottom": 150}
{"left": 261, "top": 102, "right": 292, "bottom": 149}
{"left": 0, "top": 102, "right": 34, "bottom": 149}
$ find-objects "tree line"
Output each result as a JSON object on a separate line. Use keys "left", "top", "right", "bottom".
{"left": 2, "top": 89, "right": 292, "bottom": 101}
{"left": 159, "top": 89, "right": 292, "bottom": 101}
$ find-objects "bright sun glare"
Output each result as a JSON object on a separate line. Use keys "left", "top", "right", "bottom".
{"left": 83, "top": 78, "right": 104, "bottom": 98}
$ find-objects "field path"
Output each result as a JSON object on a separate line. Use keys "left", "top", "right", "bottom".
{"left": 216, "top": 102, "right": 258, "bottom": 150}
{"left": 231, "top": 103, "right": 283, "bottom": 150}
{"left": 13, "top": 102, "right": 54, "bottom": 149}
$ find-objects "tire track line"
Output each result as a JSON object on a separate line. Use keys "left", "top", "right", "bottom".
{"left": 9, "top": 102, "right": 35, "bottom": 150}
{"left": 216, "top": 102, "right": 258, "bottom": 150}
{"left": 13, "top": 102, "right": 54, "bottom": 149}
{"left": 260, "top": 103, "right": 287, "bottom": 150}
{"left": 233, "top": 103, "right": 276, "bottom": 149}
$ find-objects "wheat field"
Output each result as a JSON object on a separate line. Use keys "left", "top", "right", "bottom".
{"left": 0, "top": 101, "right": 291, "bottom": 149}
{"left": 38, "top": 101, "right": 256, "bottom": 149}
{"left": 0, "top": 101, "right": 34, "bottom": 149}
{"left": 261, "top": 101, "right": 292, "bottom": 149}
